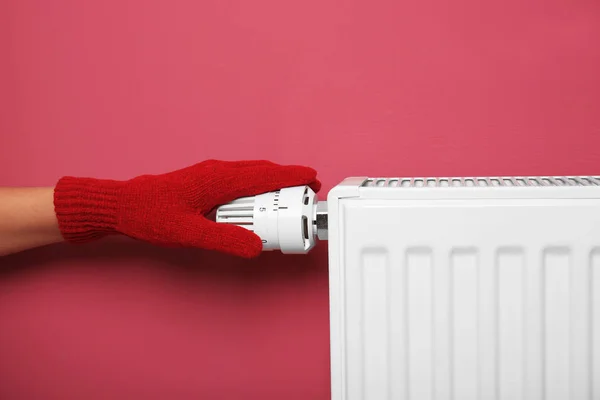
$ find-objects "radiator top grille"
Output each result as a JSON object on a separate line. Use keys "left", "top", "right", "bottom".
{"left": 362, "top": 176, "right": 600, "bottom": 188}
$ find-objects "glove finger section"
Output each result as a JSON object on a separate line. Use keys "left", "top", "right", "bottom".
{"left": 212, "top": 165, "right": 319, "bottom": 205}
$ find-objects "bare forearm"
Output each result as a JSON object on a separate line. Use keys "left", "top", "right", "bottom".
{"left": 0, "top": 187, "right": 64, "bottom": 256}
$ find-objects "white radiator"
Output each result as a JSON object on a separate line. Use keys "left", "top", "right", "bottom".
{"left": 217, "top": 175, "right": 600, "bottom": 400}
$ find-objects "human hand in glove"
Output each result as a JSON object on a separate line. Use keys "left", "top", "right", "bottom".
{"left": 0, "top": 160, "right": 321, "bottom": 258}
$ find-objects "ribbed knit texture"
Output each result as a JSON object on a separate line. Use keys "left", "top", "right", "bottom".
{"left": 53, "top": 160, "right": 321, "bottom": 258}
{"left": 54, "top": 177, "right": 122, "bottom": 242}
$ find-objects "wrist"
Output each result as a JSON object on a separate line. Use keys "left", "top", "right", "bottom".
{"left": 53, "top": 176, "right": 124, "bottom": 243}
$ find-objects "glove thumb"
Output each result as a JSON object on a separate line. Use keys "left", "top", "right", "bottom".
{"left": 185, "top": 217, "right": 263, "bottom": 258}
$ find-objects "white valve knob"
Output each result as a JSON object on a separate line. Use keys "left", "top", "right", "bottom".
{"left": 216, "top": 185, "right": 319, "bottom": 254}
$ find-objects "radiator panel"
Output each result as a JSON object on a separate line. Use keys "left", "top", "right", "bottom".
{"left": 328, "top": 184, "right": 600, "bottom": 400}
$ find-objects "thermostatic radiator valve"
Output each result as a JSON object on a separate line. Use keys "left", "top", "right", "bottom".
{"left": 215, "top": 186, "right": 328, "bottom": 254}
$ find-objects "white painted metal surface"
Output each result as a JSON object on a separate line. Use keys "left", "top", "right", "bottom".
{"left": 327, "top": 176, "right": 600, "bottom": 400}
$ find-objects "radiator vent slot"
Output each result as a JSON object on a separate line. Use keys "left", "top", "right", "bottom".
{"left": 362, "top": 176, "right": 600, "bottom": 188}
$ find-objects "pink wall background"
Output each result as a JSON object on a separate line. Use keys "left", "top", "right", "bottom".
{"left": 1, "top": 0, "right": 599, "bottom": 398}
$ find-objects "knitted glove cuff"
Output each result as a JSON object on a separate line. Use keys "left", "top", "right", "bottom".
{"left": 53, "top": 176, "right": 123, "bottom": 243}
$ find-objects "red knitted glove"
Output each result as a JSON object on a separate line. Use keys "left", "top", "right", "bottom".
{"left": 53, "top": 160, "right": 321, "bottom": 258}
